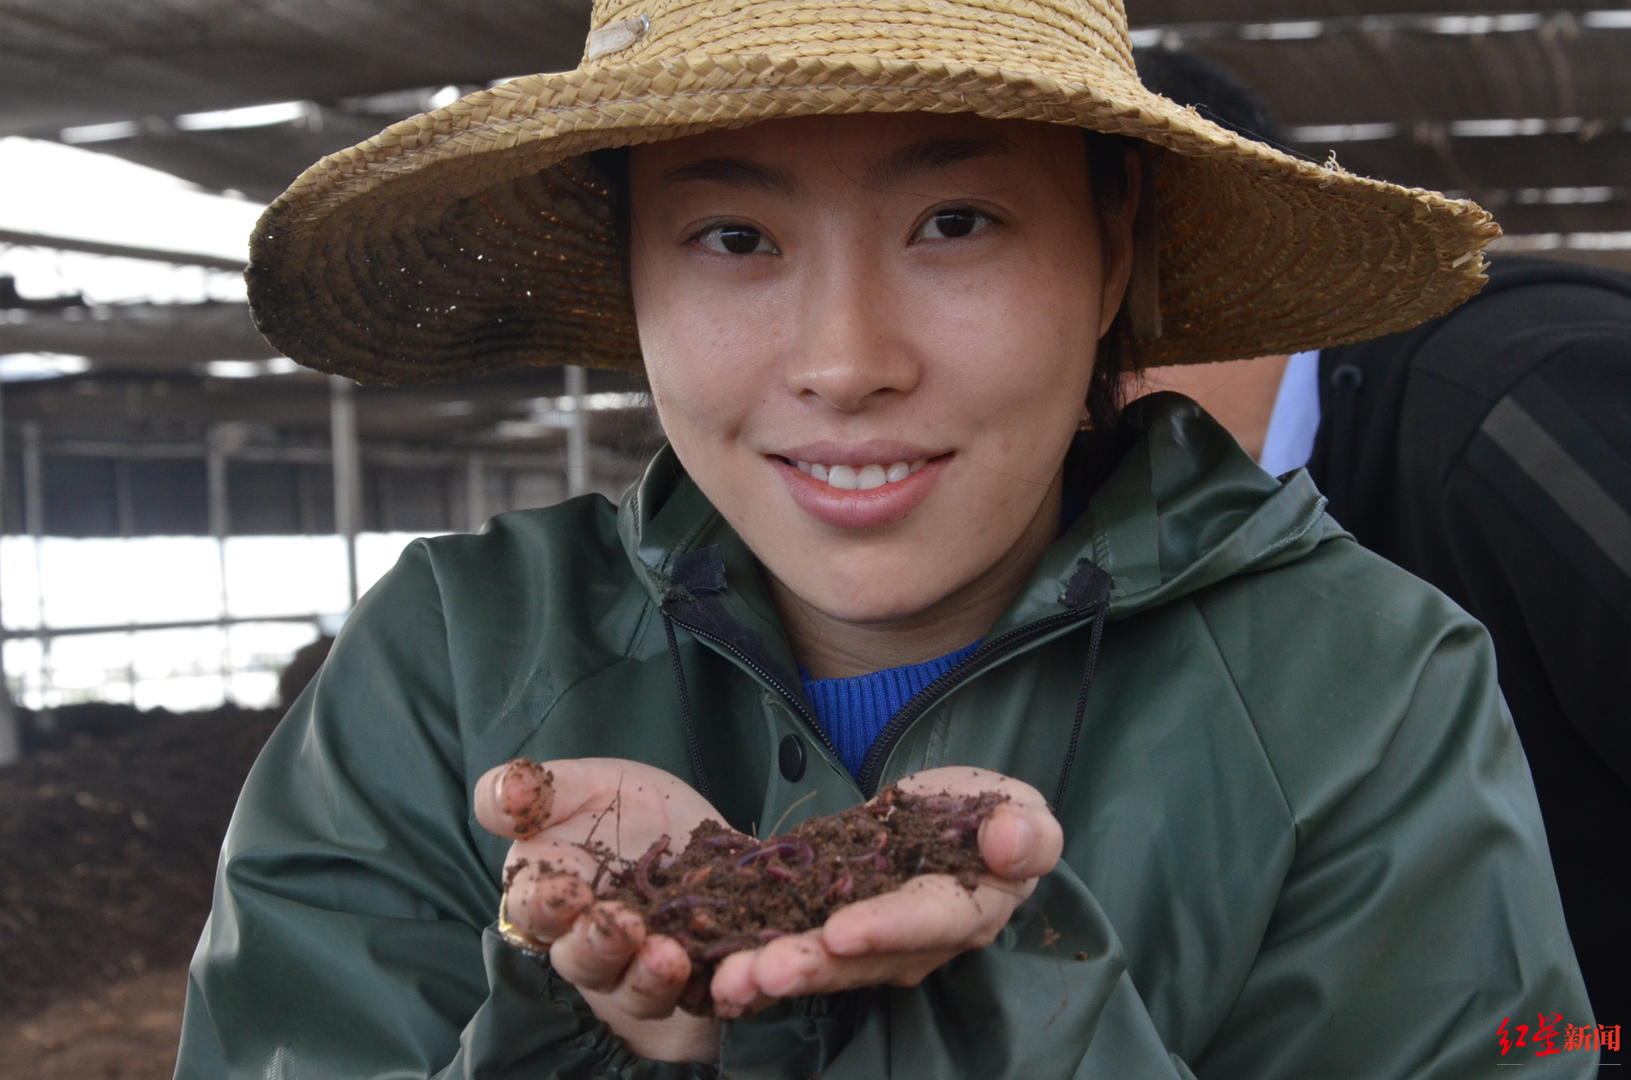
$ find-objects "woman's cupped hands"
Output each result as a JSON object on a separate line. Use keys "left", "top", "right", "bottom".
{"left": 472, "top": 757, "right": 1063, "bottom": 1064}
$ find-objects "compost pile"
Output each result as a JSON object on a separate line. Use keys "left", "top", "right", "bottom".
{"left": 0, "top": 703, "right": 279, "bottom": 1019}
{"left": 579, "top": 777, "right": 1007, "bottom": 1013}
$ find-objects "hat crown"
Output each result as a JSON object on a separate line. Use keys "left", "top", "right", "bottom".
{"left": 582, "top": 0, "right": 1136, "bottom": 77}
{"left": 249, "top": 0, "right": 1496, "bottom": 384}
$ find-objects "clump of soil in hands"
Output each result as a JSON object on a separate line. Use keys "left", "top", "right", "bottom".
{"left": 600, "top": 783, "right": 1008, "bottom": 1014}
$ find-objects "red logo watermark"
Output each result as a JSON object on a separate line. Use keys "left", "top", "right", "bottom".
{"left": 1498, "top": 1013, "right": 1621, "bottom": 1057}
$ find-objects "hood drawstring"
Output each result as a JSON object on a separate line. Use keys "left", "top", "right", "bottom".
{"left": 1054, "top": 561, "right": 1114, "bottom": 812}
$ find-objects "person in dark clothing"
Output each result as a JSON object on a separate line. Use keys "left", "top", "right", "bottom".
{"left": 1137, "top": 47, "right": 1631, "bottom": 1052}
{"left": 1313, "top": 258, "right": 1631, "bottom": 1042}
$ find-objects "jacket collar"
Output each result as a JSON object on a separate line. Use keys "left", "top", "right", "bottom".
{"left": 1083, "top": 393, "right": 1344, "bottom": 617}
{"left": 618, "top": 392, "right": 1343, "bottom": 638}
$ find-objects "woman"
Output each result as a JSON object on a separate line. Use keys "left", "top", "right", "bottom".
{"left": 176, "top": 0, "right": 1593, "bottom": 1076}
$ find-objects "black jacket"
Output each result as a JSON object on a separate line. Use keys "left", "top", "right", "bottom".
{"left": 1311, "top": 256, "right": 1631, "bottom": 1049}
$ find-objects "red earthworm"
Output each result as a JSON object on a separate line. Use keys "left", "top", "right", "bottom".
{"left": 819, "top": 872, "right": 855, "bottom": 905}
{"left": 653, "top": 894, "right": 729, "bottom": 919}
{"left": 700, "top": 936, "right": 758, "bottom": 963}
{"left": 698, "top": 830, "right": 752, "bottom": 852}
{"left": 633, "top": 835, "right": 670, "bottom": 900}
{"left": 777, "top": 835, "right": 815, "bottom": 866}
{"left": 847, "top": 827, "right": 891, "bottom": 866}
{"left": 730, "top": 843, "right": 768, "bottom": 867}
{"left": 732, "top": 836, "right": 812, "bottom": 867}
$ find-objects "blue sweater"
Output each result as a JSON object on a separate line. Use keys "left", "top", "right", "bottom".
{"left": 801, "top": 639, "right": 982, "bottom": 779}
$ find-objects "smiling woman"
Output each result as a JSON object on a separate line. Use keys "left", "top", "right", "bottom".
{"left": 628, "top": 115, "right": 1129, "bottom": 674}
{"left": 176, "top": 0, "right": 1594, "bottom": 1077}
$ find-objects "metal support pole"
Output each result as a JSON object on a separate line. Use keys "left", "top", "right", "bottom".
{"left": 22, "top": 421, "right": 50, "bottom": 726}
{"left": 112, "top": 458, "right": 136, "bottom": 538}
{"left": 465, "top": 452, "right": 488, "bottom": 533}
{"left": 565, "top": 365, "right": 590, "bottom": 496}
{"left": 0, "top": 379, "right": 17, "bottom": 765}
{"left": 330, "top": 376, "right": 362, "bottom": 609}
{"left": 294, "top": 461, "right": 317, "bottom": 535}
{"left": 206, "top": 426, "right": 233, "bottom": 703}
{"left": 113, "top": 457, "right": 139, "bottom": 703}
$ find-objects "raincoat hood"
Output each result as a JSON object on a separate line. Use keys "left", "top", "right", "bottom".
{"left": 619, "top": 392, "right": 1343, "bottom": 628}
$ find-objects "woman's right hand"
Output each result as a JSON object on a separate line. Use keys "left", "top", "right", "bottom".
{"left": 473, "top": 757, "right": 725, "bottom": 1064}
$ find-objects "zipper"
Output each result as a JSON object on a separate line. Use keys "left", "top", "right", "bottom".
{"left": 663, "top": 610, "right": 846, "bottom": 766}
{"left": 856, "top": 603, "right": 1104, "bottom": 796}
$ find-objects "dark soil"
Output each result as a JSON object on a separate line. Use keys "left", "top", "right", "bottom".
{"left": 0, "top": 703, "right": 280, "bottom": 1020}
{"left": 595, "top": 781, "right": 1007, "bottom": 1013}
{"left": 2, "top": 964, "right": 191, "bottom": 1080}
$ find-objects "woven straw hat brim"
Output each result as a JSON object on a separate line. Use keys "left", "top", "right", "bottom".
{"left": 248, "top": 52, "right": 1499, "bottom": 384}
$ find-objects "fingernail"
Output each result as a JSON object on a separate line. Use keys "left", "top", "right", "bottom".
{"left": 491, "top": 762, "right": 513, "bottom": 813}
{"left": 493, "top": 759, "right": 551, "bottom": 837}
{"left": 1007, "top": 814, "right": 1038, "bottom": 865}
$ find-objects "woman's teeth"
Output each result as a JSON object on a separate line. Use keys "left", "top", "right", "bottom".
{"left": 794, "top": 459, "right": 927, "bottom": 490}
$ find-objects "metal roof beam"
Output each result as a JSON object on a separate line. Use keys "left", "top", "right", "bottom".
{"left": 0, "top": 228, "right": 244, "bottom": 271}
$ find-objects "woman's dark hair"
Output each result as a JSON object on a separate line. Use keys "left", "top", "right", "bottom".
{"left": 1078, "top": 131, "right": 1137, "bottom": 452}
{"left": 589, "top": 128, "right": 1137, "bottom": 445}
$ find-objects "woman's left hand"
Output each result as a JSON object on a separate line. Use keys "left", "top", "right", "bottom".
{"left": 707, "top": 766, "right": 1063, "bottom": 1018}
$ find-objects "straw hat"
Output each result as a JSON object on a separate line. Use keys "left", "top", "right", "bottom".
{"left": 247, "top": 0, "right": 1500, "bottom": 384}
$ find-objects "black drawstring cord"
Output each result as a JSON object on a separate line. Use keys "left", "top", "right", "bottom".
{"left": 662, "top": 610, "right": 713, "bottom": 803}
{"left": 1052, "top": 558, "right": 1112, "bottom": 811}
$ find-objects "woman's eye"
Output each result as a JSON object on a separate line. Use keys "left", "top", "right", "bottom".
{"left": 915, "top": 207, "right": 994, "bottom": 241}
{"left": 696, "top": 224, "right": 779, "bottom": 256}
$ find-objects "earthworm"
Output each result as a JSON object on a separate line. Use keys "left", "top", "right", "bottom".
{"left": 633, "top": 835, "right": 670, "bottom": 900}
{"left": 846, "top": 851, "right": 891, "bottom": 871}
{"left": 698, "top": 830, "right": 752, "bottom": 852}
{"left": 731, "top": 844, "right": 768, "bottom": 867}
{"left": 732, "top": 836, "right": 814, "bottom": 867}
{"left": 847, "top": 827, "right": 890, "bottom": 866}
{"left": 700, "top": 936, "right": 758, "bottom": 963}
{"left": 819, "top": 872, "right": 855, "bottom": 904}
{"left": 653, "top": 894, "right": 730, "bottom": 919}
{"left": 775, "top": 835, "right": 815, "bottom": 865}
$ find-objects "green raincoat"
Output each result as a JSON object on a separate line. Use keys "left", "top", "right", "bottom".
{"left": 175, "top": 396, "right": 1594, "bottom": 1077}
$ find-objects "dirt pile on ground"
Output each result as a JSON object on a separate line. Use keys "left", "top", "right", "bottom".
{"left": 0, "top": 704, "right": 279, "bottom": 1021}
{"left": 2, "top": 964, "right": 191, "bottom": 1080}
